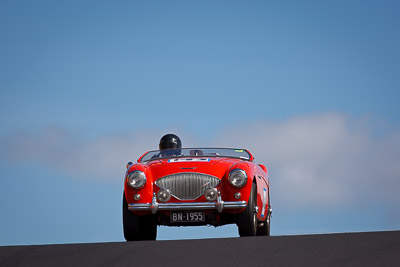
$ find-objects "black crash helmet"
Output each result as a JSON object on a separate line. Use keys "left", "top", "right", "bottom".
{"left": 159, "top": 134, "right": 182, "bottom": 150}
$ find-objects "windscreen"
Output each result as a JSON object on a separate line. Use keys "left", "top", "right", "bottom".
{"left": 140, "top": 148, "right": 251, "bottom": 162}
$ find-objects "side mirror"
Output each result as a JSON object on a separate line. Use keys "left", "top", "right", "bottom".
{"left": 126, "top": 162, "right": 133, "bottom": 169}
{"left": 190, "top": 149, "right": 203, "bottom": 156}
{"left": 259, "top": 164, "right": 267, "bottom": 173}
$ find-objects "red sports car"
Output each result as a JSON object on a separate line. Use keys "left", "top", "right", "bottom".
{"left": 123, "top": 147, "right": 271, "bottom": 241}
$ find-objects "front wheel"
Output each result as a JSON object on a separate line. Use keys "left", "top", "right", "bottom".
{"left": 237, "top": 183, "right": 257, "bottom": 236}
{"left": 123, "top": 193, "right": 157, "bottom": 241}
{"left": 257, "top": 213, "right": 271, "bottom": 236}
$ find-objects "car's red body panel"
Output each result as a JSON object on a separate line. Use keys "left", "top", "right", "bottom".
{"left": 124, "top": 148, "right": 270, "bottom": 225}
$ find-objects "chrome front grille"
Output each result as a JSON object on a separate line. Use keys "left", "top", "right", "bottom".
{"left": 155, "top": 172, "right": 221, "bottom": 200}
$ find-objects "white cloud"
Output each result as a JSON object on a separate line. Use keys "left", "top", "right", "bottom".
{"left": 2, "top": 126, "right": 163, "bottom": 180}
{"left": 214, "top": 113, "right": 400, "bottom": 210}
{"left": 2, "top": 114, "right": 400, "bottom": 213}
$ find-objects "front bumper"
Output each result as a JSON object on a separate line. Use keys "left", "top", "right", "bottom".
{"left": 128, "top": 193, "right": 247, "bottom": 214}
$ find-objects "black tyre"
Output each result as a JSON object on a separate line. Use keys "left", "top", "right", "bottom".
{"left": 123, "top": 193, "right": 157, "bottom": 241}
{"left": 237, "top": 183, "right": 258, "bottom": 236}
{"left": 257, "top": 212, "right": 271, "bottom": 236}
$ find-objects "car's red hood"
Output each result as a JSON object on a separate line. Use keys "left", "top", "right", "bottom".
{"left": 144, "top": 157, "right": 243, "bottom": 180}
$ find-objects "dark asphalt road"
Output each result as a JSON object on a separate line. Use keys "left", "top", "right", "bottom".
{"left": 1, "top": 231, "right": 400, "bottom": 267}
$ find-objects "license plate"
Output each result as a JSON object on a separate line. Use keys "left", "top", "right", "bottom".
{"left": 170, "top": 211, "right": 205, "bottom": 223}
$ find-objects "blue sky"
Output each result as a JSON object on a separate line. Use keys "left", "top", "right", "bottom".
{"left": 1, "top": 0, "right": 399, "bottom": 245}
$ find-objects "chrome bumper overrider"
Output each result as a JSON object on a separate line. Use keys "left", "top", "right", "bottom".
{"left": 128, "top": 193, "right": 247, "bottom": 214}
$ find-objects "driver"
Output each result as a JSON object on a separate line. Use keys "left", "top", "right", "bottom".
{"left": 158, "top": 134, "right": 182, "bottom": 158}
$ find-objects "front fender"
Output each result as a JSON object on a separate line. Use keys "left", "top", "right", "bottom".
{"left": 124, "top": 163, "right": 154, "bottom": 205}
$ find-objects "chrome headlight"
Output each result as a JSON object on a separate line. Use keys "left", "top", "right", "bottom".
{"left": 127, "top": 171, "right": 147, "bottom": 189}
{"left": 228, "top": 169, "right": 247, "bottom": 188}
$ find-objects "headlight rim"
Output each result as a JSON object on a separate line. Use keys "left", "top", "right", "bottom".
{"left": 228, "top": 168, "right": 248, "bottom": 188}
{"left": 127, "top": 170, "right": 147, "bottom": 189}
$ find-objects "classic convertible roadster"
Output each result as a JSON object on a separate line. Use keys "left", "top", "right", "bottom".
{"left": 123, "top": 147, "right": 271, "bottom": 241}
